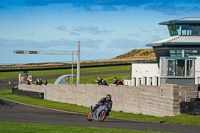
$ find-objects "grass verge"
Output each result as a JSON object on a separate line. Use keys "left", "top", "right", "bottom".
{"left": 0, "top": 121, "right": 172, "bottom": 133}
{"left": 0, "top": 89, "right": 200, "bottom": 126}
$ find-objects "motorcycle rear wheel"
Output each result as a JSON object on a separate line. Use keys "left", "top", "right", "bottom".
{"left": 87, "top": 113, "right": 93, "bottom": 121}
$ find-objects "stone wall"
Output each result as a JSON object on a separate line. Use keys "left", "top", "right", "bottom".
{"left": 19, "top": 84, "right": 198, "bottom": 117}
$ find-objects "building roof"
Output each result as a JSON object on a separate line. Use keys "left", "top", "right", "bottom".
{"left": 146, "top": 35, "right": 200, "bottom": 47}
{"left": 159, "top": 17, "right": 200, "bottom": 25}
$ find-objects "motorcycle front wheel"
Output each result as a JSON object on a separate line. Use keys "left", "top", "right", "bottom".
{"left": 98, "top": 110, "right": 106, "bottom": 122}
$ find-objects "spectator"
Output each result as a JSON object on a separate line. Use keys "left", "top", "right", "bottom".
{"left": 102, "top": 80, "right": 108, "bottom": 86}
{"left": 36, "top": 78, "right": 40, "bottom": 85}
{"left": 26, "top": 80, "right": 31, "bottom": 85}
{"left": 44, "top": 80, "right": 48, "bottom": 85}
{"left": 113, "top": 77, "right": 123, "bottom": 86}
{"left": 21, "top": 76, "right": 24, "bottom": 82}
{"left": 39, "top": 79, "right": 43, "bottom": 85}
{"left": 28, "top": 75, "right": 32, "bottom": 82}
{"left": 36, "top": 78, "right": 43, "bottom": 85}
{"left": 95, "top": 76, "right": 103, "bottom": 85}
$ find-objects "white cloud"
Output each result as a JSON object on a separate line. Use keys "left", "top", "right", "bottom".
{"left": 73, "top": 26, "right": 112, "bottom": 35}
{"left": 55, "top": 25, "right": 67, "bottom": 32}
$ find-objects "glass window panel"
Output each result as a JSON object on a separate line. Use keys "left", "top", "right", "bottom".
{"left": 191, "top": 50, "right": 198, "bottom": 54}
{"left": 168, "top": 25, "right": 178, "bottom": 36}
{"left": 175, "top": 60, "right": 185, "bottom": 76}
{"left": 186, "top": 60, "right": 194, "bottom": 77}
{"left": 167, "top": 60, "right": 175, "bottom": 76}
{"left": 177, "top": 50, "right": 183, "bottom": 57}
{"left": 187, "top": 30, "right": 192, "bottom": 35}
{"left": 191, "top": 25, "right": 200, "bottom": 35}
{"left": 182, "top": 30, "right": 187, "bottom": 35}
{"left": 185, "top": 50, "right": 189, "bottom": 57}
{"left": 170, "top": 50, "right": 176, "bottom": 57}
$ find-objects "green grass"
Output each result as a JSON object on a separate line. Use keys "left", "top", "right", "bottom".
{"left": 0, "top": 65, "right": 131, "bottom": 80}
{"left": 0, "top": 89, "right": 200, "bottom": 126}
{"left": 0, "top": 122, "right": 173, "bottom": 133}
{"left": 29, "top": 72, "right": 131, "bottom": 85}
{"left": 80, "top": 73, "right": 131, "bottom": 84}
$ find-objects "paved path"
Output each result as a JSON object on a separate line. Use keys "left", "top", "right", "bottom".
{"left": 0, "top": 70, "right": 131, "bottom": 89}
{"left": 0, "top": 98, "right": 200, "bottom": 133}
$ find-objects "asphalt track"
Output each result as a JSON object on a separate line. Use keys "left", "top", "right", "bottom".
{"left": 0, "top": 98, "right": 200, "bottom": 133}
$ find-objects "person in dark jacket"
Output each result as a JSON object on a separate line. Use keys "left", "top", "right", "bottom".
{"left": 102, "top": 80, "right": 108, "bottom": 86}
{"left": 113, "top": 77, "right": 123, "bottom": 86}
{"left": 92, "top": 94, "right": 112, "bottom": 116}
{"left": 95, "top": 76, "right": 103, "bottom": 85}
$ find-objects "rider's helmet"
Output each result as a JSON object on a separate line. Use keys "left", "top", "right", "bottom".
{"left": 106, "top": 94, "right": 111, "bottom": 101}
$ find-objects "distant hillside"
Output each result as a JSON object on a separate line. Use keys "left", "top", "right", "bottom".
{"left": 0, "top": 49, "right": 156, "bottom": 71}
{"left": 113, "top": 49, "right": 155, "bottom": 59}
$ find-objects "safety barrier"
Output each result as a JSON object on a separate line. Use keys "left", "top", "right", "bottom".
{"left": 12, "top": 88, "right": 44, "bottom": 99}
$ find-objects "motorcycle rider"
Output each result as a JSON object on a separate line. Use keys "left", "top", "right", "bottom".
{"left": 92, "top": 94, "right": 112, "bottom": 116}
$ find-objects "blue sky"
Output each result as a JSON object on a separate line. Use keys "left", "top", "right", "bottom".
{"left": 0, "top": 0, "right": 200, "bottom": 65}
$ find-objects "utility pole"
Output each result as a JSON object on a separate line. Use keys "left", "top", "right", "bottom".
{"left": 71, "top": 51, "right": 74, "bottom": 84}
{"left": 77, "top": 41, "right": 80, "bottom": 85}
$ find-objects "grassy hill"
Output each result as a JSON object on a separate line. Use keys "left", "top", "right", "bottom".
{"left": 113, "top": 49, "right": 155, "bottom": 59}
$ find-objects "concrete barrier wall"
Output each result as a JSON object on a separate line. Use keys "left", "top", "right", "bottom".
{"left": 18, "top": 84, "right": 198, "bottom": 117}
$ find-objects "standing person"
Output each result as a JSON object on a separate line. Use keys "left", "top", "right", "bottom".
{"left": 21, "top": 76, "right": 24, "bottom": 82}
{"left": 113, "top": 77, "right": 123, "bottom": 86}
{"left": 95, "top": 76, "right": 103, "bottom": 85}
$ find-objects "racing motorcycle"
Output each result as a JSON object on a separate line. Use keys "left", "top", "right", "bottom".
{"left": 87, "top": 103, "right": 111, "bottom": 122}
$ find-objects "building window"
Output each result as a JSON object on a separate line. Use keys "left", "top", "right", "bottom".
{"left": 167, "top": 60, "right": 175, "bottom": 76}
{"left": 169, "top": 49, "right": 199, "bottom": 57}
{"left": 175, "top": 60, "right": 185, "bottom": 76}
{"left": 149, "top": 77, "right": 152, "bottom": 85}
{"left": 169, "top": 50, "right": 176, "bottom": 57}
{"left": 186, "top": 60, "right": 194, "bottom": 77}
{"left": 177, "top": 50, "right": 183, "bottom": 57}
{"left": 191, "top": 50, "right": 198, "bottom": 54}
{"left": 162, "top": 58, "right": 195, "bottom": 78}
{"left": 144, "top": 77, "right": 147, "bottom": 85}
{"left": 138, "top": 78, "right": 141, "bottom": 85}
{"left": 168, "top": 24, "right": 200, "bottom": 36}
{"left": 133, "top": 78, "right": 136, "bottom": 86}
{"left": 185, "top": 50, "right": 190, "bottom": 57}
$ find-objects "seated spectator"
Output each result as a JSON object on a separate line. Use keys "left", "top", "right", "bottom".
{"left": 36, "top": 78, "right": 40, "bottom": 85}
{"left": 44, "top": 80, "right": 48, "bottom": 85}
{"left": 113, "top": 77, "right": 123, "bottom": 86}
{"left": 26, "top": 80, "right": 31, "bottom": 85}
{"left": 36, "top": 78, "right": 43, "bottom": 85}
{"left": 102, "top": 80, "right": 108, "bottom": 86}
{"left": 39, "top": 79, "right": 43, "bottom": 85}
{"left": 95, "top": 76, "right": 103, "bottom": 85}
